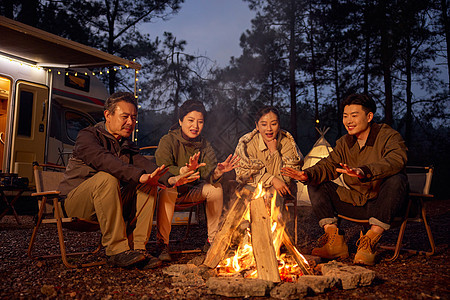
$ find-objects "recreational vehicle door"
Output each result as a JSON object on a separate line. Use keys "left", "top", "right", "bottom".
{"left": 10, "top": 81, "right": 48, "bottom": 181}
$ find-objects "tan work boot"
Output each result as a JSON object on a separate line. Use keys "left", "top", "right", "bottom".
{"left": 354, "top": 229, "right": 382, "bottom": 266}
{"left": 312, "top": 226, "right": 349, "bottom": 259}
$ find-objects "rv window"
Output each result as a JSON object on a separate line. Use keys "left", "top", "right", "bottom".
{"left": 66, "top": 111, "right": 93, "bottom": 142}
{"left": 18, "top": 91, "right": 33, "bottom": 137}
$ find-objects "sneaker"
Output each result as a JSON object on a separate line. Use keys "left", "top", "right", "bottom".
{"left": 158, "top": 244, "right": 172, "bottom": 262}
{"left": 143, "top": 255, "right": 163, "bottom": 269}
{"left": 311, "top": 226, "right": 349, "bottom": 259}
{"left": 136, "top": 250, "right": 163, "bottom": 269}
{"left": 108, "top": 250, "right": 146, "bottom": 268}
{"left": 354, "top": 230, "right": 382, "bottom": 266}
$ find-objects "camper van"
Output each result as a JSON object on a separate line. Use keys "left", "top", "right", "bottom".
{"left": 0, "top": 16, "right": 140, "bottom": 184}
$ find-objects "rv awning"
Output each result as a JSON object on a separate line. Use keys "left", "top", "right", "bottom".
{"left": 0, "top": 16, "right": 141, "bottom": 70}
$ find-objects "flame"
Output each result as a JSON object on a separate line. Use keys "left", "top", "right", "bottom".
{"left": 216, "top": 183, "right": 310, "bottom": 282}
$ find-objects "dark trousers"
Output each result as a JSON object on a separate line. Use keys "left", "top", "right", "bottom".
{"left": 308, "top": 173, "right": 408, "bottom": 230}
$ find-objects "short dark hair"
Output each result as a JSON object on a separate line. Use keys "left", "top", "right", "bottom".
{"left": 178, "top": 100, "right": 207, "bottom": 121}
{"left": 104, "top": 92, "right": 138, "bottom": 114}
{"left": 255, "top": 106, "right": 280, "bottom": 123}
{"left": 341, "top": 94, "right": 376, "bottom": 114}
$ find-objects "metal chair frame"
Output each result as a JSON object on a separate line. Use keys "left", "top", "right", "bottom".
{"left": 338, "top": 166, "right": 435, "bottom": 261}
{"left": 27, "top": 162, "right": 105, "bottom": 268}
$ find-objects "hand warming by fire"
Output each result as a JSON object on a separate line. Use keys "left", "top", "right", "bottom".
{"left": 205, "top": 182, "right": 312, "bottom": 283}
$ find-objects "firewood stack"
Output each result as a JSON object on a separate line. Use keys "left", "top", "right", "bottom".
{"left": 202, "top": 184, "right": 312, "bottom": 282}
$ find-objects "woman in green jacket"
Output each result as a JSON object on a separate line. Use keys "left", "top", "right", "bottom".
{"left": 155, "top": 100, "right": 238, "bottom": 261}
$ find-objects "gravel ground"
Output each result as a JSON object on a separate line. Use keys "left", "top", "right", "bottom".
{"left": 0, "top": 198, "right": 449, "bottom": 299}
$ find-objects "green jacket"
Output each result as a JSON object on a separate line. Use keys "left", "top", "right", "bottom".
{"left": 155, "top": 127, "right": 218, "bottom": 194}
{"left": 304, "top": 123, "right": 407, "bottom": 206}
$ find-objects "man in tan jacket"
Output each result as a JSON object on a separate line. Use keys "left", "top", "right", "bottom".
{"left": 282, "top": 94, "right": 408, "bottom": 265}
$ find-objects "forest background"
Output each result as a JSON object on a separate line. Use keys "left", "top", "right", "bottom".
{"left": 1, "top": 0, "right": 449, "bottom": 199}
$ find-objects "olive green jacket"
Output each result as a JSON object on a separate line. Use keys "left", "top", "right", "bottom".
{"left": 304, "top": 123, "right": 408, "bottom": 206}
{"left": 155, "top": 127, "right": 218, "bottom": 194}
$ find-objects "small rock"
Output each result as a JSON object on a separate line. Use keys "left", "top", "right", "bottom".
{"left": 172, "top": 273, "right": 205, "bottom": 287}
{"left": 41, "top": 284, "right": 57, "bottom": 297}
{"left": 207, "top": 277, "right": 274, "bottom": 297}
{"left": 162, "top": 264, "right": 199, "bottom": 276}
{"left": 321, "top": 261, "right": 376, "bottom": 290}
{"left": 297, "top": 275, "right": 337, "bottom": 294}
{"left": 270, "top": 282, "right": 308, "bottom": 299}
{"left": 188, "top": 255, "right": 205, "bottom": 266}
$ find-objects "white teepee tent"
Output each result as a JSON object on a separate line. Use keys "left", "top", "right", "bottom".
{"left": 297, "top": 127, "right": 347, "bottom": 206}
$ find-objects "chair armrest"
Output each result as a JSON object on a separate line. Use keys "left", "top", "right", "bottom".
{"left": 409, "top": 192, "right": 434, "bottom": 198}
{"left": 31, "top": 190, "right": 61, "bottom": 197}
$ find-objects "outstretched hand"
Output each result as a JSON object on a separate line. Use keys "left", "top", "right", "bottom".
{"left": 140, "top": 165, "right": 169, "bottom": 189}
{"left": 180, "top": 152, "right": 206, "bottom": 174}
{"left": 215, "top": 154, "right": 240, "bottom": 178}
{"left": 336, "top": 163, "right": 365, "bottom": 179}
{"left": 272, "top": 177, "right": 292, "bottom": 196}
{"left": 281, "top": 167, "right": 308, "bottom": 181}
{"left": 168, "top": 170, "right": 200, "bottom": 187}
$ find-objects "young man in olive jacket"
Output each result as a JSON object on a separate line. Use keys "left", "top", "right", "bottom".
{"left": 282, "top": 94, "right": 408, "bottom": 265}
{"left": 58, "top": 92, "right": 198, "bottom": 268}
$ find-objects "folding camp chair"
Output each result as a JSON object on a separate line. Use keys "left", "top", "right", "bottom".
{"left": 27, "top": 162, "right": 105, "bottom": 268}
{"left": 338, "top": 166, "right": 435, "bottom": 261}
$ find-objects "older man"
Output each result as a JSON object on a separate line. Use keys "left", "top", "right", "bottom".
{"left": 58, "top": 92, "right": 198, "bottom": 268}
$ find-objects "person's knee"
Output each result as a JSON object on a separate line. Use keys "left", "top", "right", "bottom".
{"left": 158, "top": 188, "right": 178, "bottom": 205}
{"left": 205, "top": 183, "right": 223, "bottom": 202}
{"left": 381, "top": 173, "right": 408, "bottom": 194}
{"left": 94, "top": 171, "right": 120, "bottom": 190}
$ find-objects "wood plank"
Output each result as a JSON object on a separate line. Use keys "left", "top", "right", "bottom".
{"left": 282, "top": 231, "right": 312, "bottom": 275}
{"left": 203, "top": 195, "right": 249, "bottom": 268}
{"left": 250, "top": 196, "right": 281, "bottom": 283}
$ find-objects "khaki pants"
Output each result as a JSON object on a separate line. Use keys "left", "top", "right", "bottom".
{"left": 156, "top": 182, "right": 223, "bottom": 245}
{"left": 64, "top": 172, "right": 156, "bottom": 256}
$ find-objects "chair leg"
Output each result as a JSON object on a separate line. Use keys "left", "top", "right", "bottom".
{"left": 53, "top": 198, "right": 77, "bottom": 268}
{"left": 381, "top": 198, "right": 436, "bottom": 261}
{"left": 27, "top": 196, "right": 48, "bottom": 259}
{"left": 293, "top": 201, "right": 298, "bottom": 245}
{"left": 420, "top": 199, "right": 436, "bottom": 256}
{"left": 381, "top": 198, "right": 412, "bottom": 262}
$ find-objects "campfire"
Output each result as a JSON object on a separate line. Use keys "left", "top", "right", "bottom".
{"left": 203, "top": 183, "right": 312, "bottom": 283}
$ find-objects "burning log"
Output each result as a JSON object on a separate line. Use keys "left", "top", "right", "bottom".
{"left": 282, "top": 231, "right": 312, "bottom": 275}
{"left": 250, "top": 196, "right": 281, "bottom": 283}
{"left": 203, "top": 193, "right": 249, "bottom": 268}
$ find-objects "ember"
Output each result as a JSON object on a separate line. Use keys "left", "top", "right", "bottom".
{"left": 206, "top": 182, "right": 312, "bottom": 282}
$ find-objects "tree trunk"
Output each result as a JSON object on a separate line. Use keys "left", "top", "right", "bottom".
{"left": 405, "top": 36, "right": 412, "bottom": 146}
{"left": 363, "top": 33, "right": 370, "bottom": 95}
{"left": 442, "top": 0, "right": 450, "bottom": 88}
{"left": 3, "top": 0, "right": 14, "bottom": 18}
{"left": 380, "top": 1, "right": 393, "bottom": 125}
{"left": 288, "top": 0, "right": 297, "bottom": 141}
{"left": 308, "top": 1, "right": 319, "bottom": 125}
{"left": 17, "top": 0, "right": 39, "bottom": 27}
{"left": 333, "top": 43, "right": 342, "bottom": 136}
{"left": 363, "top": 3, "right": 370, "bottom": 95}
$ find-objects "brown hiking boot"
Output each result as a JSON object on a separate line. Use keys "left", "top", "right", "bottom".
{"left": 354, "top": 229, "right": 382, "bottom": 266}
{"left": 311, "top": 226, "right": 349, "bottom": 259}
